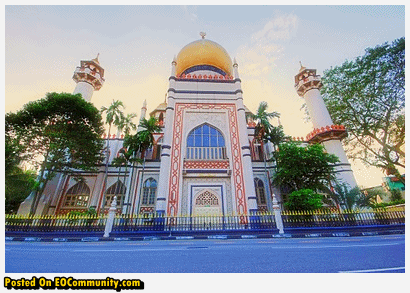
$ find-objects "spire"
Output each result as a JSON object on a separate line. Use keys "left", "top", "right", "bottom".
{"left": 233, "top": 57, "right": 238, "bottom": 68}
{"left": 92, "top": 53, "right": 100, "bottom": 64}
{"left": 172, "top": 55, "right": 177, "bottom": 65}
{"left": 200, "top": 32, "right": 206, "bottom": 39}
{"left": 142, "top": 99, "right": 147, "bottom": 109}
{"left": 299, "top": 61, "right": 306, "bottom": 72}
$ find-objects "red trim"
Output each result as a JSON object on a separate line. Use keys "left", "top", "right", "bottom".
{"left": 166, "top": 103, "right": 247, "bottom": 216}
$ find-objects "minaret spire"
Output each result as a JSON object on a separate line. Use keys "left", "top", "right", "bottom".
{"left": 294, "top": 64, "right": 358, "bottom": 190}
{"left": 72, "top": 54, "right": 105, "bottom": 102}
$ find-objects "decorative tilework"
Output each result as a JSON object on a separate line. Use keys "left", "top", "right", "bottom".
{"left": 167, "top": 103, "right": 246, "bottom": 216}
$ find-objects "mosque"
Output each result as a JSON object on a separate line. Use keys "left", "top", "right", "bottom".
{"left": 18, "top": 33, "right": 357, "bottom": 216}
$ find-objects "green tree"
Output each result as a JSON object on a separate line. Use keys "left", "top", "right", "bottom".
{"left": 111, "top": 112, "right": 138, "bottom": 205}
{"left": 321, "top": 37, "right": 405, "bottom": 183}
{"left": 5, "top": 168, "right": 37, "bottom": 214}
{"left": 117, "top": 113, "right": 137, "bottom": 136}
{"left": 265, "top": 125, "right": 289, "bottom": 153}
{"left": 247, "top": 101, "right": 280, "bottom": 140}
{"left": 329, "top": 183, "right": 367, "bottom": 211}
{"left": 273, "top": 142, "right": 339, "bottom": 192}
{"left": 5, "top": 92, "right": 105, "bottom": 214}
{"left": 284, "top": 189, "right": 323, "bottom": 211}
{"left": 100, "top": 100, "right": 125, "bottom": 209}
{"left": 123, "top": 117, "right": 160, "bottom": 213}
{"left": 390, "top": 189, "right": 403, "bottom": 202}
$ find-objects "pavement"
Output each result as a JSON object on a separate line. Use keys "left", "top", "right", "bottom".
{"left": 5, "top": 225, "right": 405, "bottom": 242}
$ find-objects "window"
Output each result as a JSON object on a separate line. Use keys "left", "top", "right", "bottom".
{"left": 141, "top": 178, "right": 157, "bottom": 205}
{"left": 254, "top": 178, "right": 267, "bottom": 206}
{"left": 195, "top": 190, "right": 219, "bottom": 206}
{"left": 63, "top": 182, "right": 90, "bottom": 208}
{"left": 105, "top": 181, "right": 126, "bottom": 208}
{"left": 186, "top": 124, "right": 226, "bottom": 160}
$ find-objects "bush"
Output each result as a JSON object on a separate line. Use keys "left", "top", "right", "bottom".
{"left": 390, "top": 189, "right": 403, "bottom": 201}
{"left": 372, "top": 199, "right": 405, "bottom": 209}
{"left": 284, "top": 189, "right": 323, "bottom": 211}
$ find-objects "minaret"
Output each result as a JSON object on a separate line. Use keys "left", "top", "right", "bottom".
{"left": 155, "top": 56, "right": 177, "bottom": 216}
{"left": 295, "top": 64, "right": 358, "bottom": 190}
{"left": 72, "top": 54, "right": 105, "bottom": 102}
{"left": 137, "top": 99, "right": 147, "bottom": 132}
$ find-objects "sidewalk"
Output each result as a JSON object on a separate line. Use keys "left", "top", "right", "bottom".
{"left": 5, "top": 224, "right": 404, "bottom": 242}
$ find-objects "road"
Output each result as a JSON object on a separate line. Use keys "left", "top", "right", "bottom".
{"left": 5, "top": 235, "right": 405, "bottom": 273}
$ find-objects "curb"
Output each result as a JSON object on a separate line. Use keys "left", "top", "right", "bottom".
{"left": 5, "top": 229, "right": 404, "bottom": 242}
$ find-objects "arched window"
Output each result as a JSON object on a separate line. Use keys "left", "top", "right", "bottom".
{"left": 141, "top": 178, "right": 157, "bottom": 205}
{"left": 254, "top": 178, "right": 267, "bottom": 206}
{"left": 186, "top": 124, "right": 226, "bottom": 160}
{"left": 63, "top": 182, "right": 90, "bottom": 208}
{"left": 105, "top": 180, "right": 126, "bottom": 208}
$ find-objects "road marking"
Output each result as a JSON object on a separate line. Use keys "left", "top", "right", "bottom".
{"left": 339, "top": 267, "right": 405, "bottom": 273}
{"left": 73, "top": 248, "right": 187, "bottom": 252}
{"left": 271, "top": 242, "right": 401, "bottom": 249}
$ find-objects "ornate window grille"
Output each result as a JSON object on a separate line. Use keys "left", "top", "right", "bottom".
{"left": 195, "top": 190, "right": 219, "bottom": 206}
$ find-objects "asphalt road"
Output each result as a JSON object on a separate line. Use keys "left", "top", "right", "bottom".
{"left": 5, "top": 235, "right": 405, "bottom": 273}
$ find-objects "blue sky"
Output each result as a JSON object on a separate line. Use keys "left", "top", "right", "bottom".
{"left": 4, "top": 5, "right": 405, "bottom": 187}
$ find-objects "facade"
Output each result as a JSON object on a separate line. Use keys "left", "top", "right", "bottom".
{"left": 18, "top": 35, "right": 357, "bottom": 216}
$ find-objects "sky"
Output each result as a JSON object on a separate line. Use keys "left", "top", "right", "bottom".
{"left": 4, "top": 5, "right": 405, "bottom": 188}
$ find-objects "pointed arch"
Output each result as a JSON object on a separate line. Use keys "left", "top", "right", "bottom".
{"left": 186, "top": 123, "right": 226, "bottom": 160}
{"left": 63, "top": 181, "right": 90, "bottom": 208}
{"left": 254, "top": 177, "right": 267, "bottom": 207}
{"left": 105, "top": 180, "right": 126, "bottom": 208}
{"left": 141, "top": 178, "right": 157, "bottom": 207}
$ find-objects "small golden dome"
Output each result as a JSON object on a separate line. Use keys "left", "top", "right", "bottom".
{"left": 175, "top": 39, "right": 233, "bottom": 77}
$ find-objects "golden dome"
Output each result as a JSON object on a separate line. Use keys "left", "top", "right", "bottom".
{"left": 175, "top": 39, "right": 233, "bottom": 77}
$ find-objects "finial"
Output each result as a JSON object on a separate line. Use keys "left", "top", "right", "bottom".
{"left": 92, "top": 53, "right": 100, "bottom": 64}
{"left": 172, "top": 55, "right": 177, "bottom": 65}
{"left": 200, "top": 32, "right": 206, "bottom": 39}
{"left": 233, "top": 57, "right": 238, "bottom": 67}
{"left": 164, "top": 92, "right": 167, "bottom": 103}
{"left": 299, "top": 61, "right": 306, "bottom": 72}
{"left": 142, "top": 99, "right": 147, "bottom": 108}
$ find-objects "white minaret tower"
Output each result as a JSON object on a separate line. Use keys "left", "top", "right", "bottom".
{"left": 294, "top": 64, "right": 358, "bottom": 190}
{"left": 72, "top": 54, "right": 105, "bottom": 102}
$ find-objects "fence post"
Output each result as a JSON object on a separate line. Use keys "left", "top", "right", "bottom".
{"left": 103, "top": 196, "right": 117, "bottom": 238}
{"left": 272, "top": 201, "right": 284, "bottom": 234}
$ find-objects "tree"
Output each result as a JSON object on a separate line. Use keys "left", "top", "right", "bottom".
{"left": 321, "top": 37, "right": 405, "bottom": 182}
{"left": 265, "top": 125, "right": 289, "bottom": 153}
{"left": 390, "top": 189, "right": 403, "bottom": 202}
{"left": 117, "top": 113, "right": 137, "bottom": 136}
{"left": 5, "top": 168, "right": 37, "bottom": 214}
{"left": 5, "top": 92, "right": 105, "bottom": 214}
{"left": 111, "top": 112, "right": 138, "bottom": 205}
{"left": 100, "top": 100, "right": 125, "bottom": 210}
{"left": 330, "top": 183, "right": 365, "bottom": 211}
{"left": 247, "top": 101, "right": 280, "bottom": 140}
{"left": 284, "top": 189, "right": 323, "bottom": 211}
{"left": 123, "top": 117, "right": 160, "bottom": 213}
{"left": 273, "top": 142, "right": 339, "bottom": 192}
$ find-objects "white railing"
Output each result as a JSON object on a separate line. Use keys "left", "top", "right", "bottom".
{"left": 186, "top": 147, "right": 226, "bottom": 160}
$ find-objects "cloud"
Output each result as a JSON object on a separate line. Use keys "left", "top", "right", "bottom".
{"left": 236, "top": 12, "right": 299, "bottom": 78}
{"left": 181, "top": 5, "right": 198, "bottom": 22}
{"left": 251, "top": 13, "right": 298, "bottom": 43}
